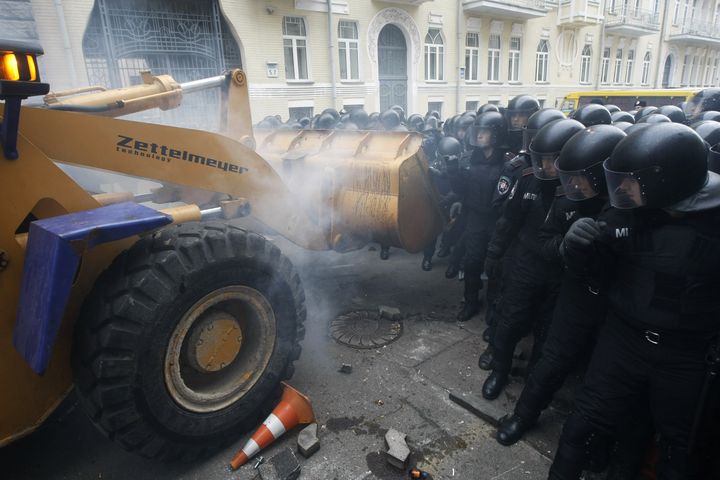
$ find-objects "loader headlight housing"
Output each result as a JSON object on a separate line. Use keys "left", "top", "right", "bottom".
{"left": 0, "top": 40, "right": 49, "bottom": 98}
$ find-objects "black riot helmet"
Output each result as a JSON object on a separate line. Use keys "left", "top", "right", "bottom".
{"left": 468, "top": 111, "right": 506, "bottom": 148}
{"left": 684, "top": 88, "right": 720, "bottom": 121}
{"left": 634, "top": 106, "right": 658, "bottom": 122}
{"left": 322, "top": 108, "right": 340, "bottom": 122}
{"left": 478, "top": 103, "right": 500, "bottom": 114}
{"left": 315, "top": 112, "right": 337, "bottom": 129}
{"left": 423, "top": 116, "right": 439, "bottom": 132}
{"left": 698, "top": 110, "right": 720, "bottom": 122}
{"left": 572, "top": 104, "right": 612, "bottom": 127}
{"left": 604, "top": 123, "right": 708, "bottom": 209}
{"left": 605, "top": 104, "right": 621, "bottom": 114}
{"left": 506, "top": 95, "right": 541, "bottom": 131}
{"left": 427, "top": 110, "right": 441, "bottom": 120}
{"left": 349, "top": 109, "right": 369, "bottom": 129}
{"left": 529, "top": 119, "right": 585, "bottom": 180}
{"left": 437, "top": 136, "right": 463, "bottom": 160}
{"left": 390, "top": 104, "right": 406, "bottom": 122}
{"left": 407, "top": 113, "right": 425, "bottom": 132}
{"left": 637, "top": 113, "right": 671, "bottom": 124}
{"left": 611, "top": 111, "right": 636, "bottom": 124}
{"left": 380, "top": 109, "right": 401, "bottom": 130}
{"left": 523, "top": 108, "right": 566, "bottom": 152}
{"left": 657, "top": 105, "right": 686, "bottom": 123}
{"left": 556, "top": 125, "right": 626, "bottom": 201}
{"left": 455, "top": 115, "right": 476, "bottom": 142}
{"left": 691, "top": 120, "right": 720, "bottom": 147}
{"left": 444, "top": 114, "right": 459, "bottom": 136}
{"left": 623, "top": 122, "right": 652, "bottom": 136}
{"left": 298, "top": 117, "right": 312, "bottom": 128}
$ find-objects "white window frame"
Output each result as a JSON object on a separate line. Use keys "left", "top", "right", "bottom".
{"left": 535, "top": 40, "right": 549, "bottom": 83}
{"left": 641, "top": 51, "right": 651, "bottom": 85}
{"left": 705, "top": 57, "right": 713, "bottom": 86}
{"left": 508, "top": 36, "right": 521, "bottom": 83}
{"left": 625, "top": 50, "right": 635, "bottom": 84}
{"left": 488, "top": 34, "right": 501, "bottom": 82}
{"left": 580, "top": 44, "right": 592, "bottom": 84}
{"left": 337, "top": 20, "right": 359, "bottom": 81}
{"left": 614, "top": 48, "right": 624, "bottom": 84}
{"left": 425, "top": 28, "right": 445, "bottom": 82}
{"left": 601, "top": 47, "right": 611, "bottom": 84}
{"left": 283, "top": 16, "right": 309, "bottom": 81}
{"left": 465, "top": 33, "right": 480, "bottom": 82}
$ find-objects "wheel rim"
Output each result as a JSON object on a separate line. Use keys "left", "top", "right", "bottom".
{"left": 164, "top": 285, "right": 277, "bottom": 413}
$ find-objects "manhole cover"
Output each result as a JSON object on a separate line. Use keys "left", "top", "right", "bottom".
{"left": 330, "top": 310, "right": 402, "bottom": 349}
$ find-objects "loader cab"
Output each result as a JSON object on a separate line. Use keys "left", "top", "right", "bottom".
{"left": 0, "top": 40, "right": 49, "bottom": 159}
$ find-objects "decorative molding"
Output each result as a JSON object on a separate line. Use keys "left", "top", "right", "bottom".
{"left": 367, "top": 8, "right": 421, "bottom": 67}
{"left": 541, "top": 27, "right": 550, "bottom": 39}
{"left": 511, "top": 23, "right": 524, "bottom": 37}
{"left": 618, "top": 38, "right": 626, "bottom": 49}
{"left": 647, "top": 42, "right": 653, "bottom": 50}
{"left": 294, "top": 0, "right": 349, "bottom": 15}
{"left": 629, "top": 38, "right": 637, "bottom": 49}
{"left": 467, "top": 17, "right": 482, "bottom": 32}
{"left": 585, "top": 33, "right": 594, "bottom": 43}
{"left": 490, "top": 20, "right": 504, "bottom": 35}
{"left": 429, "top": 12, "right": 443, "bottom": 26}
{"left": 289, "top": 99, "right": 315, "bottom": 108}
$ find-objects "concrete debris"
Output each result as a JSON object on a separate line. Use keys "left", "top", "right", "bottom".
{"left": 379, "top": 305, "right": 402, "bottom": 321}
{"left": 297, "top": 423, "right": 320, "bottom": 458}
{"left": 256, "top": 447, "right": 301, "bottom": 480}
{"left": 384, "top": 428, "right": 410, "bottom": 470}
{"left": 338, "top": 363, "right": 353, "bottom": 374}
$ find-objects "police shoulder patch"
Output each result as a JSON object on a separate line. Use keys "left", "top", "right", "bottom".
{"left": 497, "top": 176, "right": 512, "bottom": 196}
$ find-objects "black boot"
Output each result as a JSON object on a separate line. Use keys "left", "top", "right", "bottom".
{"left": 380, "top": 245, "right": 390, "bottom": 260}
{"left": 482, "top": 371, "right": 508, "bottom": 400}
{"left": 457, "top": 302, "right": 480, "bottom": 322}
{"left": 421, "top": 256, "right": 433, "bottom": 271}
{"left": 482, "top": 326, "right": 492, "bottom": 342}
{"left": 445, "top": 263, "right": 459, "bottom": 279}
{"left": 478, "top": 345, "right": 494, "bottom": 370}
{"left": 497, "top": 413, "right": 536, "bottom": 446}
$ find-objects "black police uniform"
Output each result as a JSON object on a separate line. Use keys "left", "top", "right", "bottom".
{"left": 511, "top": 194, "right": 608, "bottom": 423}
{"left": 486, "top": 168, "right": 563, "bottom": 376}
{"left": 549, "top": 205, "right": 720, "bottom": 480}
{"left": 448, "top": 146, "right": 506, "bottom": 310}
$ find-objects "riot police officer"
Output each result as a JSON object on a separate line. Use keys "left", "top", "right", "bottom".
{"left": 684, "top": 88, "right": 720, "bottom": 122}
{"left": 571, "top": 104, "right": 612, "bottom": 127}
{"left": 549, "top": 123, "right": 720, "bottom": 480}
{"left": 495, "top": 125, "right": 626, "bottom": 446}
{"left": 446, "top": 111, "right": 508, "bottom": 321}
{"left": 505, "top": 95, "right": 540, "bottom": 153}
{"left": 479, "top": 108, "right": 566, "bottom": 368}
{"left": 482, "top": 119, "right": 585, "bottom": 400}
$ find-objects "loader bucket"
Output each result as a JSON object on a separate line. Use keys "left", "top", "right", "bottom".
{"left": 254, "top": 129, "right": 444, "bottom": 253}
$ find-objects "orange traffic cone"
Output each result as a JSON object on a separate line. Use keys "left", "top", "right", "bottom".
{"left": 229, "top": 382, "right": 315, "bottom": 470}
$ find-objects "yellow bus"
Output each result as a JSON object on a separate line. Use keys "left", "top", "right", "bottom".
{"left": 559, "top": 89, "right": 699, "bottom": 114}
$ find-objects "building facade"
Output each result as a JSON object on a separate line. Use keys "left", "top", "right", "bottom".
{"left": 6, "top": 0, "right": 720, "bottom": 122}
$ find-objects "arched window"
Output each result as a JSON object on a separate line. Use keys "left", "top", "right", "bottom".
{"left": 283, "top": 16, "right": 309, "bottom": 80}
{"left": 580, "top": 45, "right": 592, "bottom": 83}
{"left": 425, "top": 28, "right": 444, "bottom": 81}
{"left": 535, "top": 40, "right": 549, "bottom": 83}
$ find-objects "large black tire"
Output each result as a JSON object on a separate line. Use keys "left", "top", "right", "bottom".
{"left": 72, "top": 222, "right": 305, "bottom": 460}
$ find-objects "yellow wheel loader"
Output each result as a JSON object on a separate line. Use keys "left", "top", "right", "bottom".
{"left": 0, "top": 41, "right": 443, "bottom": 459}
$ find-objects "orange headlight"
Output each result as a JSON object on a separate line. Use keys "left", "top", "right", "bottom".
{"left": 1, "top": 53, "right": 20, "bottom": 81}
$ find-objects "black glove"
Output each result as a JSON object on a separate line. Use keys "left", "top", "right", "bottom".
{"left": 484, "top": 256, "right": 500, "bottom": 279}
{"left": 564, "top": 218, "right": 606, "bottom": 248}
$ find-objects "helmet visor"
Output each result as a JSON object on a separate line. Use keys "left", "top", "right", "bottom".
{"left": 468, "top": 125, "right": 494, "bottom": 147}
{"left": 603, "top": 159, "right": 663, "bottom": 209}
{"left": 557, "top": 160, "right": 604, "bottom": 201}
{"left": 508, "top": 111, "right": 532, "bottom": 132}
{"left": 684, "top": 96, "right": 704, "bottom": 120}
{"left": 530, "top": 150, "right": 560, "bottom": 180}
